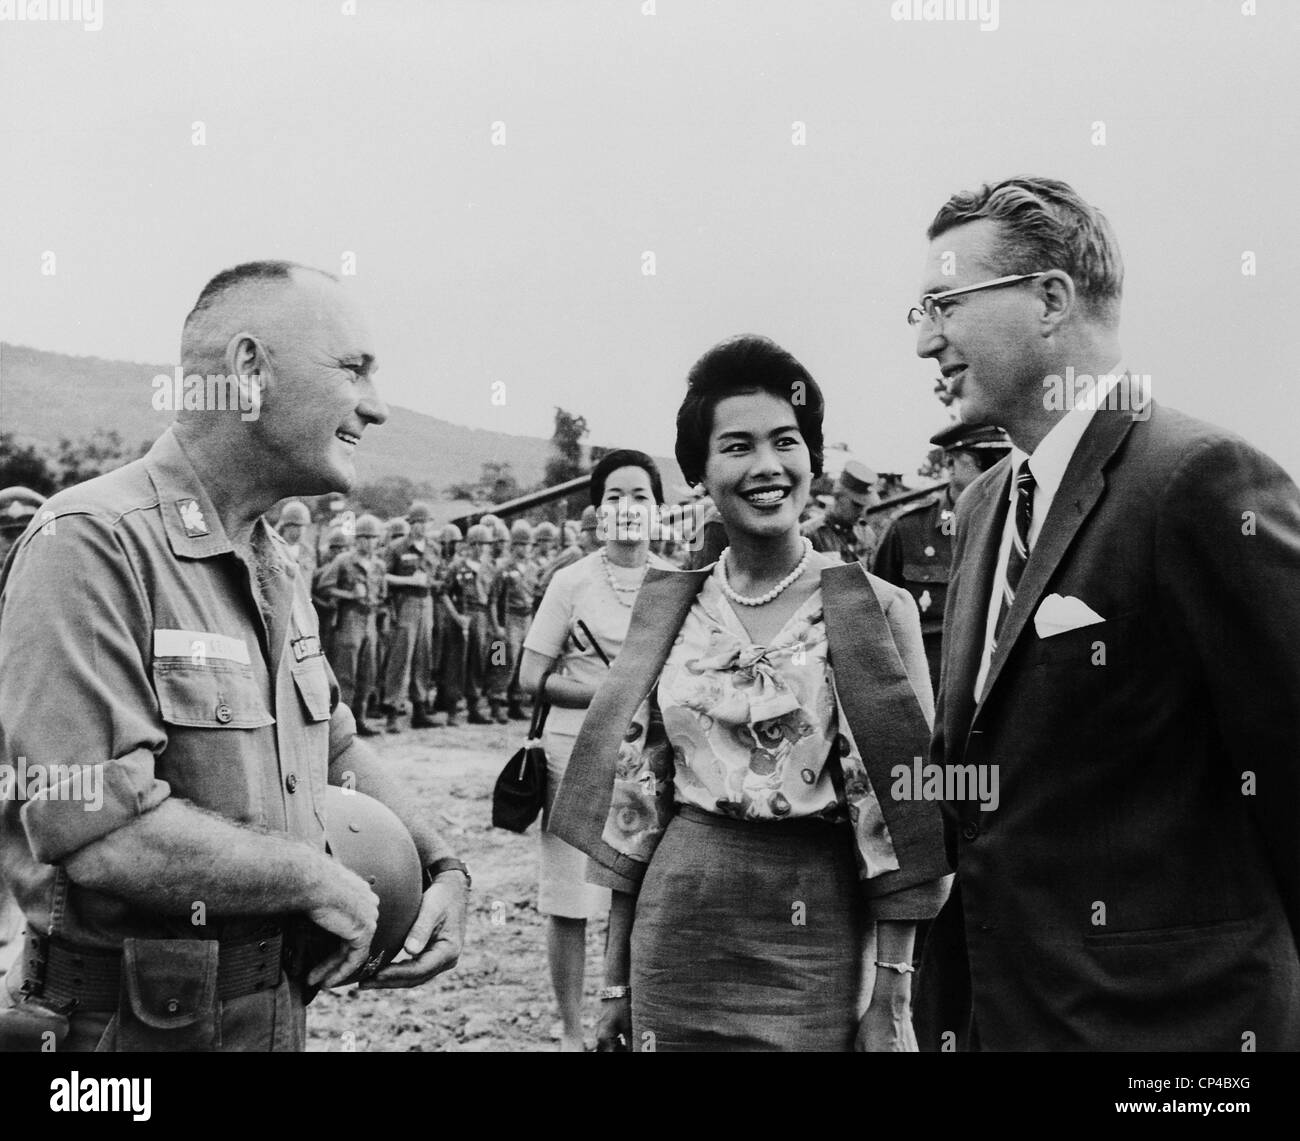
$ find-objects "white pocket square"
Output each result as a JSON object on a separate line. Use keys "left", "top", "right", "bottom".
{"left": 1034, "top": 593, "right": 1105, "bottom": 638}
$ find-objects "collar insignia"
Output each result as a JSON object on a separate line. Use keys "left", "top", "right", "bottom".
{"left": 178, "top": 499, "right": 210, "bottom": 537}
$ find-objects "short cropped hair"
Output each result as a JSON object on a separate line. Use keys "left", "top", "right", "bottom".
{"left": 589, "top": 449, "right": 664, "bottom": 507}
{"left": 183, "top": 260, "right": 338, "bottom": 328}
{"left": 674, "top": 334, "right": 825, "bottom": 487}
{"left": 927, "top": 177, "right": 1124, "bottom": 324}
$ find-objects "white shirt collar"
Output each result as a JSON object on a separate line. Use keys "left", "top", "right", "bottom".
{"left": 1006, "top": 361, "right": 1125, "bottom": 506}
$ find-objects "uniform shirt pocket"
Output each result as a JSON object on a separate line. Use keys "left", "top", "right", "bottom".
{"left": 153, "top": 661, "right": 275, "bottom": 729}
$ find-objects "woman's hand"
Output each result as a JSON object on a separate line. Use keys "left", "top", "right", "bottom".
{"left": 595, "top": 994, "right": 632, "bottom": 1051}
{"left": 855, "top": 976, "right": 917, "bottom": 1052}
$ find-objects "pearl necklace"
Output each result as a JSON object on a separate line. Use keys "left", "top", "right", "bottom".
{"left": 600, "top": 547, "right": 646, "bottom": 608}
{"left": 718, "top": 537, "right": 813, "bottom": 607}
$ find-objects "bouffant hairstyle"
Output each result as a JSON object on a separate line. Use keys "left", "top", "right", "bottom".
{"left": 674, "top": 334, "right": 825, "bottom": 487}
{"left": 589, "top": 449, "right": 664, "bottom": 507}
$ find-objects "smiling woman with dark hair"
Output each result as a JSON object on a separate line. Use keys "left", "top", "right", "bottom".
{"left": 549, "top": 334, "right": 951, "bottom": 1052}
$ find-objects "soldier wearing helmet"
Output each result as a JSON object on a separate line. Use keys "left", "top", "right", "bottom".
{"left": 443, "top": 522, "right": 495, "bottom": 724}
{"left": 535, "top": 505, "right": 599, "bottom": 604}
{"left": 371, "top": 517, "right": 412, "bottom": 716}
{"left": 275, "top": 500, "right": 316, "bottom": 582}
{"left": 489, "top": 519, "right": 536, "bottom": 720}
{"left": 318, "top": 514, "right": 388, "bottom": 735}
{"left": 312, "top": 526, "right": 353, "bottom": 660}
{"left": 424, "top": 523, "right": 465, "bottom": 727}
{"left": 438, "top": 522, "right": 462, "bottom": 560}
{"left": 379, "top": 501, "right": 441, "bottom": 732}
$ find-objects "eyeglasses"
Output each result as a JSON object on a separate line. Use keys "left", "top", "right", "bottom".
{"left": 907, "top": 272, "right": 1050, "bottom": 329}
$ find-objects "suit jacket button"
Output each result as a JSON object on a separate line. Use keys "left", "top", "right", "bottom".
{"left": 215, "top": 703, "right": 233, "bottom": 724}
{"left": 285, "top": 773, "right": 298, "bottom": 794}
{"left": 961, "top": 821, "right": 979, "bottom": 841}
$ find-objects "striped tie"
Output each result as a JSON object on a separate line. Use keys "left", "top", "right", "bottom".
{"left": 992, "top": 462, "right": 1036, "bottom": 648}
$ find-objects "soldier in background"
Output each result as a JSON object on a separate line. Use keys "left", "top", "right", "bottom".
{"left": 319, "top": 514, "right": 388, "bottom": 736}
{"left": 372, "top": 516, "right": 410, "bottom": 719}
{"left": 873, "top": 423, "right": 1010, "bottom": 693}
{"left": 313, "top": 527, "right": 352, "bottom": 660}
{"left": 530, "top": 519, "right": 558, "bottom": 570}
{"left": 380, "top": 501, "right": 440, "bottom": 733}
{"left": 275, "top": 500, "right": 316, "bottom": 579}
{"left": 801, "top": 460, "right": 880, "bottom": 563}
{"left": 436, "top": 525, "right": 473, "bottom": 727}
{"left": 536, "top": 505, "right": 598, "bottom": 603}
{"left": 446, "top": 522, "right": 495, "bottom": 724}
{"left": 0, "top": 487, "right": 46, "bottom": 974}
{"left": 429, "top": 523, "right": 466, "bottom": 727}
{"left": 491, "top": 519, "right": 536, "bottom": 720}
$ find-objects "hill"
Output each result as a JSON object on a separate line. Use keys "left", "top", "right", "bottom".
{"left": 0, "top": 343, "right": 684, "bottom": 498}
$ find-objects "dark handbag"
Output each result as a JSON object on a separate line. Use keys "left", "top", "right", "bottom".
{"left": 492, "top": 675, "right": 552, "bottom": 833}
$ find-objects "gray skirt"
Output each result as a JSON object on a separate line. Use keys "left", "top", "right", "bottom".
{"left": 630, "top": 805, "right": 869, "bottom": 1052}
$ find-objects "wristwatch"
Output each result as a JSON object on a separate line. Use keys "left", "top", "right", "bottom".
{"left": 423, "top": 857, "right": 471, "bottom": 891}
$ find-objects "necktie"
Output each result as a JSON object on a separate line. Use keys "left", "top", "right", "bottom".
{"left": 992, "top": 462, "right": 1036, "bottom": 648}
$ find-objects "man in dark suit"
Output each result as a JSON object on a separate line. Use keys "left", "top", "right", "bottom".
{"left": 910, "top": 176, "right": 1300, "bottom": 1051}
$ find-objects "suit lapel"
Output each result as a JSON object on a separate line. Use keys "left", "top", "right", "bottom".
{"left": 974, "top": 406, "right": 1137, "bottom": 719}
{"left": 547, "top": 566, "right": 709, "bottom": 862}
{"left": 943, "top": 460, "right": 1010, "bottom": 757}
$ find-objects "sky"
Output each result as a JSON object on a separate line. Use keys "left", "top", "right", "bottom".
{"left": 2, "top": 0, "right": 1298, "bottom": 479}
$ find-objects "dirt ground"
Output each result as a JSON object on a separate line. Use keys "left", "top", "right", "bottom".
{"left": 305, "top": 719, "right": 607, "bottom": 1053}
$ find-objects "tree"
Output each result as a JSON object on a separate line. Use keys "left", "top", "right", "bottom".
{"left": 917, "top": 446, "right": 948, "bottom": 481}
{"left": 54, "top": 429, "right": 143, "bottom": 488}
{"left": 0, "top": 432, "right": 59, "bottom": 496}
{"left": 350, "top": 475, "right": 438, "bottom": 520}
{"left": 541, "top": 407, "right": 590, "bottom": 522}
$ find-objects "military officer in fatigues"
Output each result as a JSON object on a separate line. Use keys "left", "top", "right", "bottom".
{"left": 0, "top": 487, "right": 47, "bottom": 977}
{"left": 319, "top": 514, "right": 387, "bottom": 736}
{"left": 380, "top": 501, "right": 440, "bottom": 733}
{"left": 0, "top": 262, "right": 467, "bottom": 1051}
{"left": 873, "top": 424, "right": 1011, "bottom": 693}
{"left": 801, "top": 459, "right": 880, "bottom": 563}
{"left": 491, "top": 519, "right": 535, "bottom": 721}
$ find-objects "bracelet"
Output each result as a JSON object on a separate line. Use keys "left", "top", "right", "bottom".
{"left": 598, "top": 985, "right": 630, "bottom": 1001}
{"left": 874, "top": 960, "right": 915, "bottom": 975}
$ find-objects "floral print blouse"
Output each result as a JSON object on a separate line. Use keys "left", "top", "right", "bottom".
{"left": 601, "top": 568, "right": 901, "bottom": 879}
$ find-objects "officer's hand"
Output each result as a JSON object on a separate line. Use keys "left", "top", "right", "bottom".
{"left": 306, "top": 860, "right": 380, "bottom": 990}
{"left": 361, "top": 872, "right": 468, "bottom": 989}
{"left": 410, "top": 571, "right": 430, "bottom": 588}
{"left": 355, "top": 584, "right": 368, "bottom": 599}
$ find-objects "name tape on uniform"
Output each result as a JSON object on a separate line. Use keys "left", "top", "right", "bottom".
{"left": 154, "top": 628, "right": 251, "bottom": 666}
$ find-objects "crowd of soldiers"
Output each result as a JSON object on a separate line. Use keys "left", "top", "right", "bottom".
{"left": 282, "top": 499, "right": 599, "bottom": 736}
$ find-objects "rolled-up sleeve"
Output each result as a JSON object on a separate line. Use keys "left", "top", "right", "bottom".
{"left": 0, "top": 514, "right": 170, "bottom": 864}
